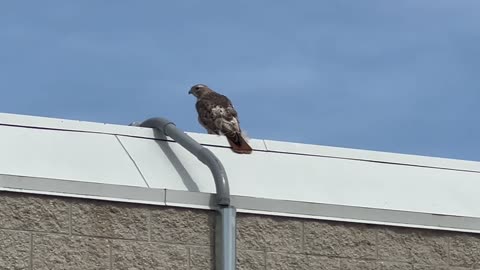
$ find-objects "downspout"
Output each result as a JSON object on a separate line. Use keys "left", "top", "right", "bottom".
{"left": 131, "top": 117, "right": 236, "bottom": 270}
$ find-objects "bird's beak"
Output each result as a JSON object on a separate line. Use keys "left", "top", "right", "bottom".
{"left": 188, "top": 89, "right": 192, "bottom": 95}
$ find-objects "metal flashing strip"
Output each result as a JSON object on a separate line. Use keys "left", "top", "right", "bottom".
{"left": 0, "top": 174, "right": 166, "bottom": 206}
{"left": 231, "top": 196, "right": 480, "bottom": 234}
{"left": 165, "top": 189, "right": 214, "bottom": 210}
{"left": 1, "top": 175, "right": 480, "bottom": 234}
{"left": 165, "top": 190, "right": 480, "bottom": 234}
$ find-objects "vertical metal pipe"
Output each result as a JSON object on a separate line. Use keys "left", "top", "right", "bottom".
{"left": 216, "top": 206, "right": 237, "bottom": 270}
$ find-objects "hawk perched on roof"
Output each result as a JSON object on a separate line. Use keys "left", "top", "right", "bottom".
{"left": 189, "top": 84, "right": 252, "bottom": 154}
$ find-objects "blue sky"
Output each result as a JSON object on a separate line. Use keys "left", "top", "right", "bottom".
{"left": 0, "top": 1, "right": 479, "bottom": 161}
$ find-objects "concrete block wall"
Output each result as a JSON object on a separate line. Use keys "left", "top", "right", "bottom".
{"left": 1, "top": 191, "right": 479, "bottom": 270}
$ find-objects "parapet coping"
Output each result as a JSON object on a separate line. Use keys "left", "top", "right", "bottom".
{"left": 0, "top": 112, "right": 479, "bottom": 173}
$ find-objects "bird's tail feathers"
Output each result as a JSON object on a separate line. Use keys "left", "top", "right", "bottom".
{"left": 227, "top": 132, "right": 253, "bottom": 154}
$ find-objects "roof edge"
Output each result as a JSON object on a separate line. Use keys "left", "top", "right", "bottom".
{"left": 0, "top": 112, "right": 478, "bottom": 172}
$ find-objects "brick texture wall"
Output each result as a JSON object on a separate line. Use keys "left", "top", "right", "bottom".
{"left": 0, "top": 191, "right": 479, "bottom": 270}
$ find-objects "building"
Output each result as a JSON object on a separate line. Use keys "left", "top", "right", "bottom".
{"left": 0, "top": 112, "right": 479, "bottom": 269}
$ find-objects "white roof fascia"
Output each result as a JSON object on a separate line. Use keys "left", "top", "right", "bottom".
{"left": 0, "top": 112, "right": 477, "bottom": 172}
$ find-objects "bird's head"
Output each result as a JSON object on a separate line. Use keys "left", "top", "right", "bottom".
{"left": 189, "top": 84, "right": 211, "bottom": 98}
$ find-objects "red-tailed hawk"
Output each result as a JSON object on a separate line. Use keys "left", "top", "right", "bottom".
{"left": 189, "top": 84, "right": 252, "bottom": 154}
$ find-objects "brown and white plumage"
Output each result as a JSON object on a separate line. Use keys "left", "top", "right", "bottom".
{"left": 189, "top": 84, "right": 252, "bottom": 154}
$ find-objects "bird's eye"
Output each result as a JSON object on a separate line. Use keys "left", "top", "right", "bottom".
{"left": 195, "top": 87, "right": 200, "bottom": 90}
